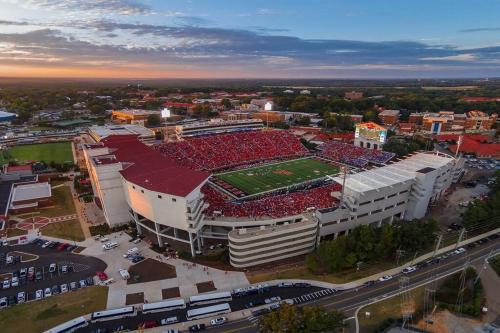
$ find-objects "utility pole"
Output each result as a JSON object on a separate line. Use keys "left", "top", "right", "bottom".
{"left": 455, "top": 228, "right": 466, "bottom": 249}
{"left": 433, "top": 234, "right": 443, "bottom": 257}
{"left": 399, "top": 276, "right": 413, "bottom": 330}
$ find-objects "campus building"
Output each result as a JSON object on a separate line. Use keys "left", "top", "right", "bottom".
{"left": 111, "top": 109, "right": 161, "bottom": 126}
{"left": 174, "top": 119, "right": 264, "bottom": 140}
{"left": 88, "top": 124, "right": 156, "bottom": 145}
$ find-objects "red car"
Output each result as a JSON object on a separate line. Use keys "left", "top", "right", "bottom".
{"left": 96, "top": 271, "right": 108, "bottom": 281}
{"left": 57, "top": 243, "right": 69, "bottom": 251}
{"left": 138, "top": 320, "right": 158, "bottom": 329}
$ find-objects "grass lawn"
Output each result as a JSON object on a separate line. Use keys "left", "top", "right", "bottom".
{"left": 489, "top": 254, "right": 500, "bottom": 276}
{"left": 0, "top": 141, "right": 73, "bottom": 164}
{"left": 41, "top": 219, "right": 85, "bottom": 241}
{"left": 7, "top": 228, "right": 28, "bottom": 237}
{"left": 41, "top": 184, "right": 77, "bottom": 218}
{"left": 247, "top": 260, "right": 396, "bottom": 285}
{"left": 0, "top": 286, "right": 107, "bottom": 333}
{"left": 216, "top": 158, "right": 339, "bottom": 195}
{"left": 358, "top": 286, "right": 426, "bottom": 333}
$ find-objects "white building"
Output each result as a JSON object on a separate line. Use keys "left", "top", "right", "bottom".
{"left": 88, "top": 124, "right": 156, "bottom": 145}
{"left": 318, "top": 151, "right": 463, "bottom": 241}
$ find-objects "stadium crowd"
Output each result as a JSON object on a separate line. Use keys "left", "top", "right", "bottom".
{"left": 155, "top": 130, "right": 309, "bottom": 171}
{"left": 318, "top": 141, "right": 395, "bottom": 167}
{"left": 202, "top": 182, "right": 341, "bottom": 219}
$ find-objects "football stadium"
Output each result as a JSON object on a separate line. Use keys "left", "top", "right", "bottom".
{"left": 84, "top": 128, "right": 464, "bottom": 267}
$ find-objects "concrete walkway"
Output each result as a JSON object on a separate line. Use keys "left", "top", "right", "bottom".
{"left": 474, "top": 259, "right": 500, "bottom": 323}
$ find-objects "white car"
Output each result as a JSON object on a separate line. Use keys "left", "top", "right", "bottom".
{"left": 378, "top": 275, "right": 393, "bottom": 282}
{"left": 42, "top": 241, "right": 51, "bottom": 248}
{"left": 455, "top": 247, "right": 466, "bottom": 254}
{"left": 102, "top": 242, "right": 118, "bottom": 250}
{"left": 17, "top": 292, "right": 25, "bottom": 303}
{"left": 44, "top": 288, "right": 52, "bottom": 297}
{"left": 11, "top": 277, "right": 19, "bottom": 287}
{"left": 60, "top": 284, "right": 68, "bottom": 293}
{"left": 49, "top": 263, "right": 57, "bottom": 273}
{"left": 210, "top": 317, "right": 227, "bottom": 326}
{"left": 2, "top": 279, "right": 10, "bottom": 289}
{"left": 99, "top": 237, "right": 110, "bottom": 243}
{"left": 6, "top": 256, "right": 13, "bottom": 264}
{"left": 265, "top": 296, "right": 281, "bottom": 304}
{"left": 402, "top": 266, "right": 417, "bottom": 274}
{"left": 35, "top": 289, "right": 43, "bottom": 300}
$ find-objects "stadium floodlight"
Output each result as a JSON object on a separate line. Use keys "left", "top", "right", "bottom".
{"left": 161, "top": 107, "right": 171, "bottom": 118}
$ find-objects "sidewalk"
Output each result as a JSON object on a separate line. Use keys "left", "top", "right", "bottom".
{"left": 474, "top": 260, "right": 500, "bottom": 323}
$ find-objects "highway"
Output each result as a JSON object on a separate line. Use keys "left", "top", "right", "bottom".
{"left": 76, "top": 236, "right": 499, "bottom": 333}
{"left": 209, "top": 237, "right": 500, "bottom": 333}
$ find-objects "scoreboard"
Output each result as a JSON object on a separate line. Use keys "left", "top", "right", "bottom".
{"left": 355, "top": 123, "right": 387, "bottom": 143}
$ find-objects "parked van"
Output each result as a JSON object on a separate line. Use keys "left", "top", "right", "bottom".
{"left": 102, "top": 242, "right": 118, "bottom": 250}
{"left": 0, "top": 297, "right": 7, "bottom": 308}
{"left": 99, "top": 278, "right": 115, "bottom": 286}
{"left": 119, "top": 269, "right": 130, "bottom": 280}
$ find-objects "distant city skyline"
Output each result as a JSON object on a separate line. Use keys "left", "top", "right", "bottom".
{"left": 0, "top": 0, "right": 499, "bottom": 78}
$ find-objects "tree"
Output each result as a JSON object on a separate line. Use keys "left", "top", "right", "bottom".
{"left": 146, "top": 113, "right": 161, "bottom": 127}
{"left": 259, "top": 303, "right": 345, "bottom": 333}
{"left": 221, "top": 98, "right": 232, "bottom": 109}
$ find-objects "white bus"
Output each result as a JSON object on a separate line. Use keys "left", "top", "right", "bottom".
{"left": 189, "top": 291, "right": 232, "bottom": 306}
{"left": 44, "top": 316, "right": 88, "bottom": 333}
{"left": 142, "top": 298, "right": 186, "bottom": 314}
{"left": 90, "top": 306, "right": 136, "bottom": 322}
{"left": 186, "top": 303, "right": 231, "bottom": 321}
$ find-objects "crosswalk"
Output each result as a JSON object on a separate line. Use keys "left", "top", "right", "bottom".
{"left": 246, "top": 288, "right": 338, "bottom": 326}
{"left": 292, "top": 288, "right": 337, "bottom": 304}
{"left": 247, "top": 315, "right": 260, "bottom": 326}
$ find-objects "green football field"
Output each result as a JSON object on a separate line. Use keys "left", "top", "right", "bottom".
{"left": 216, "top": 158, "right": 339, "bottom": 195}
{"left": 0, "top": 142, "right": 73, "bottom": 164}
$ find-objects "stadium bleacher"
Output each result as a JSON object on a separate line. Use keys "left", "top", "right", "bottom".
{"left": 318, "top": 141, "right": 395, "bottom": 167}
{"left": 155, "top": 130, "right": 309, "bottom": 171}
{"left": 202, "top": 182, "right": 341, "bottom": 219}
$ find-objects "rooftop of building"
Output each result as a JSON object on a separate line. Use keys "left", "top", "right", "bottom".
{"left": 96, "top": 135, "right": 210, "bottom": 197}
{"left": 112, "top": 109, "right": 161, "bottom": 116}
{"left": 88, "top": 124, "right": 155, "bottom": 140}
{"left": 11, "top": 182, "right": 51, "bottom": 203}
{"left": 379, "top": 109, "right": 400, "bottom": 116}
{"left": 5, "top": 165, "right": 32, "bottom": 173}
{"left": 356, "top": 122, "right": 386, "bottom": 130}
{"left": 336, "top": 152, "right": 454, "bottom": 193}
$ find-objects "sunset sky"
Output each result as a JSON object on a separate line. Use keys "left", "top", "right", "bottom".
{"left": 1, "top": 0, "right": 500, "bottom": 78}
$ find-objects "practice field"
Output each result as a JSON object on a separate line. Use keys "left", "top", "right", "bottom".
{"left": 0, "top": 142, "right": 73, "bottom": 164}
{"left": 216, "top": 158, "right": 339, "bottom": 195}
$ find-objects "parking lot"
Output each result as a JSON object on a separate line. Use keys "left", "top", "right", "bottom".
{"left": 0, "top": 240, "right": 106, "bottom": 307}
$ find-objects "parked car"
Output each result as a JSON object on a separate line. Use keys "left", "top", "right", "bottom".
{"left": 19, "top": 268, "right": 27, "bottom": 278}
{"left": 17, "top": 291, "right": 25, "bottom": 303}
{"left": 138, "top": 320, "right": 158, "bottom": 329}
{"left": 69, "top": 282, "right": 78, "bottom": 291}
{"left": 44, "top": 288, "right": 52, "bottom": 297}
{"left": 35, "top": 289, "right": 43, "bottom": 300}
{"left": 49, "top": 263, "right": 57, "bottom": 273}
{"left": 269, "top": 304, "right": 281, "bottom": 311}
{"left": 79, "top": 280, "right": 87, "bottom": 288}
{"left": 210, "top": 317, "right": 227, "bottom": 326}
{"left": 188, "top": 324, "right": 206, "bottom": 332}
{"left": 277, "top": 282, "right": 293, "bottom": 288}
{"left": 11, "top": 277, "right": 19, "bottom": 287}
{"left": 265, "top": 296, "right": 281, "bottom": 304}
{"left": 60, "top": 284, "right": 68, "bottom": 293}
{"left": 160, "top": 316, "right": 178, "bottom": 325}
{"left": 61, "top": 265, "right": 68, "bottom": 274}
{"left": 96, "top": 271, "right": 108, "bottom": 281}
{"left": 2, "top": 279, "right": 10, "bottom": 289}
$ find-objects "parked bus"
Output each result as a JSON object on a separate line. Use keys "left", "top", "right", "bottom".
{"left": 186, "top": 303, "right": 231, "bottom": 321}
{"left": 90, "top": 306, "right": 136, "bottom": 322}
{"left": 189, "top": 291, "right": 232, "bottom": 306}
{"left": 142, "top": 298, "right": 186, "bottom": 314}
{"left": 44, "top": 317, "right": 88, "bottom": 333}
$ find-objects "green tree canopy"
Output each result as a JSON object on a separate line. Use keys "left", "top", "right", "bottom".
{"left": 259, "top": 304, "right": 345, "bottom": 333}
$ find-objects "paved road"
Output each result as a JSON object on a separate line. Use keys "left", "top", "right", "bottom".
{"left": 70, "top": 235, "right": 500, "bottom": 333}
{"left": 207, "top": 238, "right": 500, "bottom": 333}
